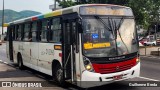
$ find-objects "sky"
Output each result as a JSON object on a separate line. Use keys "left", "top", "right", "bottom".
{"left": 0, "top": 0, "right": 54, "bottom": 14}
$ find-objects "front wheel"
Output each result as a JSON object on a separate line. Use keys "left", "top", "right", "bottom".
{"left": 152, "top": 43, "right": 156, "bottom": 46}
{"left": 54, "top": 64, "right": 64, "bottom": 85}
{"left": 144, "top": 43, "right": 147, "bottom": 46}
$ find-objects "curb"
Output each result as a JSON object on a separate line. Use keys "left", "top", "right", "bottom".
{"left": 140, "top": 55, "right": 160, "bottom": 59}
{"left": 0, "top": 59, "right": 15, "bottom": 67}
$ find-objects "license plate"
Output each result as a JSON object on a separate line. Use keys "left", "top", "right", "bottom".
{"left": 113, "top": 74, "right": 123, "bottom": 80}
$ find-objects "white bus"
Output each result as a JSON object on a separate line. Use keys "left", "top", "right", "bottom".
{"left": 6, "top": 4, "right": 140, "bottom": 87}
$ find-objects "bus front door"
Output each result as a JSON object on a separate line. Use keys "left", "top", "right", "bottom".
{"left": 7, "top": 26, "right": 14, "bottom": 62}
{"left": 62, "top": 19, "right": 78, "bottom": 83}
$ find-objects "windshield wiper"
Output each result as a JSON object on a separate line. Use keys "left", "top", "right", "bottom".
{"left": 115, "top": 17, "right": 129, "bottom": 53}
{"left": 94, "top": 15, "right": 116, "bottom": 39}
{"left": 108, "top": 17, "right": 129, "bottom": 55}
{"left": 94, "top": 15, "right": 118, "bottom": 55}
{"left": 94, "top": 15, "right": 112, "bottom": 32}
{"left": 108, "top": 17, "right": 117, "bottom": 39}
{"left": 94, "top": 15, "right": 129, "bottom": 55}
{"left": 108, "top": 17, "right": 118, "bottom": 55}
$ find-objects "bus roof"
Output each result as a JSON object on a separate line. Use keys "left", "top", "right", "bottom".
{"left": 7, "top": 4, "right": 130, "bottom": 26}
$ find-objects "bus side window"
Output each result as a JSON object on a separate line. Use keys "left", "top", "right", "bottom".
{"left": 50, "top": 18, "right": 61, "bottom": 42}
{"left": 31, "top": 22, "right": 38, "bottom": 42}
{"left": 15, "top": 25, "right": 19, "bottom": 40}
{"left": 17, "top": 25, "right": 22, "bottom": 41}
{"left": 24, "top": 23, "right": 31, "bottom": 41}
{"left": 41, "top": 19, "right": 48, "bottom": 42}
{"left": 37, "top": 21, "right": 42, "bottom": 41}
{"left": 21, "top": 24, "right": 24, "bottom": 41}
{"left": 7, "top": 26, "right": 10, "bottom": 41}
{"left": 12, "top": 26, "right": 15, "bottom": 41}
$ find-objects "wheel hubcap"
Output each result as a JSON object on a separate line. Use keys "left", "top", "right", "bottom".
{"left": 57, "top": 69, "right": 62, "bottom": 81}
{"left": 19, "top": 60, "right": 21, "bottom": 67}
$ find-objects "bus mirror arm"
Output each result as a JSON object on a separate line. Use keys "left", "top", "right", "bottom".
{"left": 78, "top": 18, "right": 83, "bottom": 33}
{"left": 75, "top": 19, "right": 81, "bottom": 53}
{"left": 78, "top": 23, "right": 83, "bottom": 33}
{"left": 75, "top": 32, "right": 79, "bottom": 53}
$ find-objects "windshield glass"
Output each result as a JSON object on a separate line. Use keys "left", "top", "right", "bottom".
{"left": 82, "top": 16, "right": 138, "bottom": 57}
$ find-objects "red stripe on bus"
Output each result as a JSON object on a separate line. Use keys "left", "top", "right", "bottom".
{"left": 92, "top": 58, "right": 137, "bottom": 74}
{"left": 32, "top": 17, "right": 38, "bottom": 21}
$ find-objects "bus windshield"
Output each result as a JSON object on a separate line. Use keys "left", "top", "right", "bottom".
{"left": 82, "top": 16, "right": 138, "bottom": 57}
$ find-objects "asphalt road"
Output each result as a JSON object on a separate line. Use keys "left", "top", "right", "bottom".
{"left": 0, "top": 43, "right": 160, "bottom": 90}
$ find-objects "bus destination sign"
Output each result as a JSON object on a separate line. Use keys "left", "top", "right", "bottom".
{"left": 80, "top": 6, "right": 133, "bottom": 16}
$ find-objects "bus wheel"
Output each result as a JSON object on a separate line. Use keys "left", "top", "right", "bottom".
{"left": 152, "top": 43, "right": 156, "bottom": 46}
{"left": 54, "top": 64, "right": 64, "bottom": 85}
{"left": 18, "top": 54, "right": 24, "bottom": 70}
{"left": 144, "top": 43, "right": 147, "bottom": 46}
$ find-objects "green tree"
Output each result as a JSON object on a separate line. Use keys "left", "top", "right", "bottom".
{"left": 56, "top": 0, "right": 75, "bottom": 8}
{"left": 127, "top": 0, "right": 160, "bottom": 28}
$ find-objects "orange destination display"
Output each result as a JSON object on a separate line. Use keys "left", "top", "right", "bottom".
{"left": 84, "top": 42, "right": 111, "bottom": 49}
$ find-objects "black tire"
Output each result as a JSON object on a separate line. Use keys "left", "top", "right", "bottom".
{"left": 18, "top": 54, "right": 24, "bottom": 70}
{"left": 54, "top": 64, "right": 64, "bottom": 85}
{"left": 152, "top": 43, "right": 156, "bottom": 46}
{"left": 144, "top": 43, "right": 147, "bottom": 46}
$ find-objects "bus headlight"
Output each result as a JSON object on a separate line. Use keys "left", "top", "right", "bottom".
{"left": 86, "top": 65, "right": 92, "bottom": 71}
{"left": 136, "top": 58, "right": 140, "bottom": 64}
{"left": 83, "top": 57, "right": 94, "bottom": 72}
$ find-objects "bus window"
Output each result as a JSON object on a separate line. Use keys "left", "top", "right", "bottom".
{"left": 6, "top": 26, "right": 11, "bottom": 41}
{"left": 24, "top": 23, "right": 31, "bottom": 41}
{"left": 50, "top": 18, "right": 61, "bottom": 42}
{"left": 17, "top": 25, "right": 23, "bottom": 41}
{"left": 72, "top": 22, "right": 76, "bottom": 43}
{"left": 21, "top": 24, "right": 24, "bottom": 40}
{"left": 12, "top": 26, "right": 15, "bottom": 40}
{"left": 15, "top": 25, "right": 19, "bottom": 40}
{"left": 41, "top": 20, "right": 48, "bottom": 42}
{"left": 31, "top": 22, "right": 38, "bottom": 42}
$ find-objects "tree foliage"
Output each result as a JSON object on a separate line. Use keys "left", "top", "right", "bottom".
{"left": 56, "top": 0, "right": 75, "bottom": 8}
{"left": 57, "top": 0, "right": 160, "bottom": 29}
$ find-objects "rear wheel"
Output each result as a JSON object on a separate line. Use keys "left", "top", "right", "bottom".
{"left": 18, "top": 54, "right": 24, "bottom": 70}
{"left": 152, "top": 43, "right": 156, "bottom": 46}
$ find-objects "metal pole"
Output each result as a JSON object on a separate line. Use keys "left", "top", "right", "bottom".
{"left": 158, "top": 48, "right": 160, "bottom": 56}
{"left": 2, "top": 0, "right": 4, "bottom": 35}
{"left": 155, "top": 25, "right": 157, "bottom": 45}
{"left": 54, "top": 0, "right": 56, "bottom": 10}
{"left": 145, "top": 46, "right": 146, "bottom": 56}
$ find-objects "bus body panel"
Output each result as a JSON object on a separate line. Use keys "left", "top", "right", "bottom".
{"left": 38, "top": 43, "right": 62, "bottom": 75}
{"left": 22, "top": 42, "right": 32, "bottom": 67}
{"left": 30, "top": 42, "right": 39, "bottom": 70}
{"left": 9, "top": 39, "right": 63, "bottom": 75}
{"left": 12, "top": 41, "right": 62, "bottom": 76}
{"left": 13, "top": 41, "right": 23, "bottom": 63}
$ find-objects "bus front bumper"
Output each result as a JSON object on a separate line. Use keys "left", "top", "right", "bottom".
{"left": 80, "top": 62, "right": 140, "bottom": 87}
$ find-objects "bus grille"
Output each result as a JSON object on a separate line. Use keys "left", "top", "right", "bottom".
{"left": 92, "top": 58, "right": 137, "bottom": 74}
